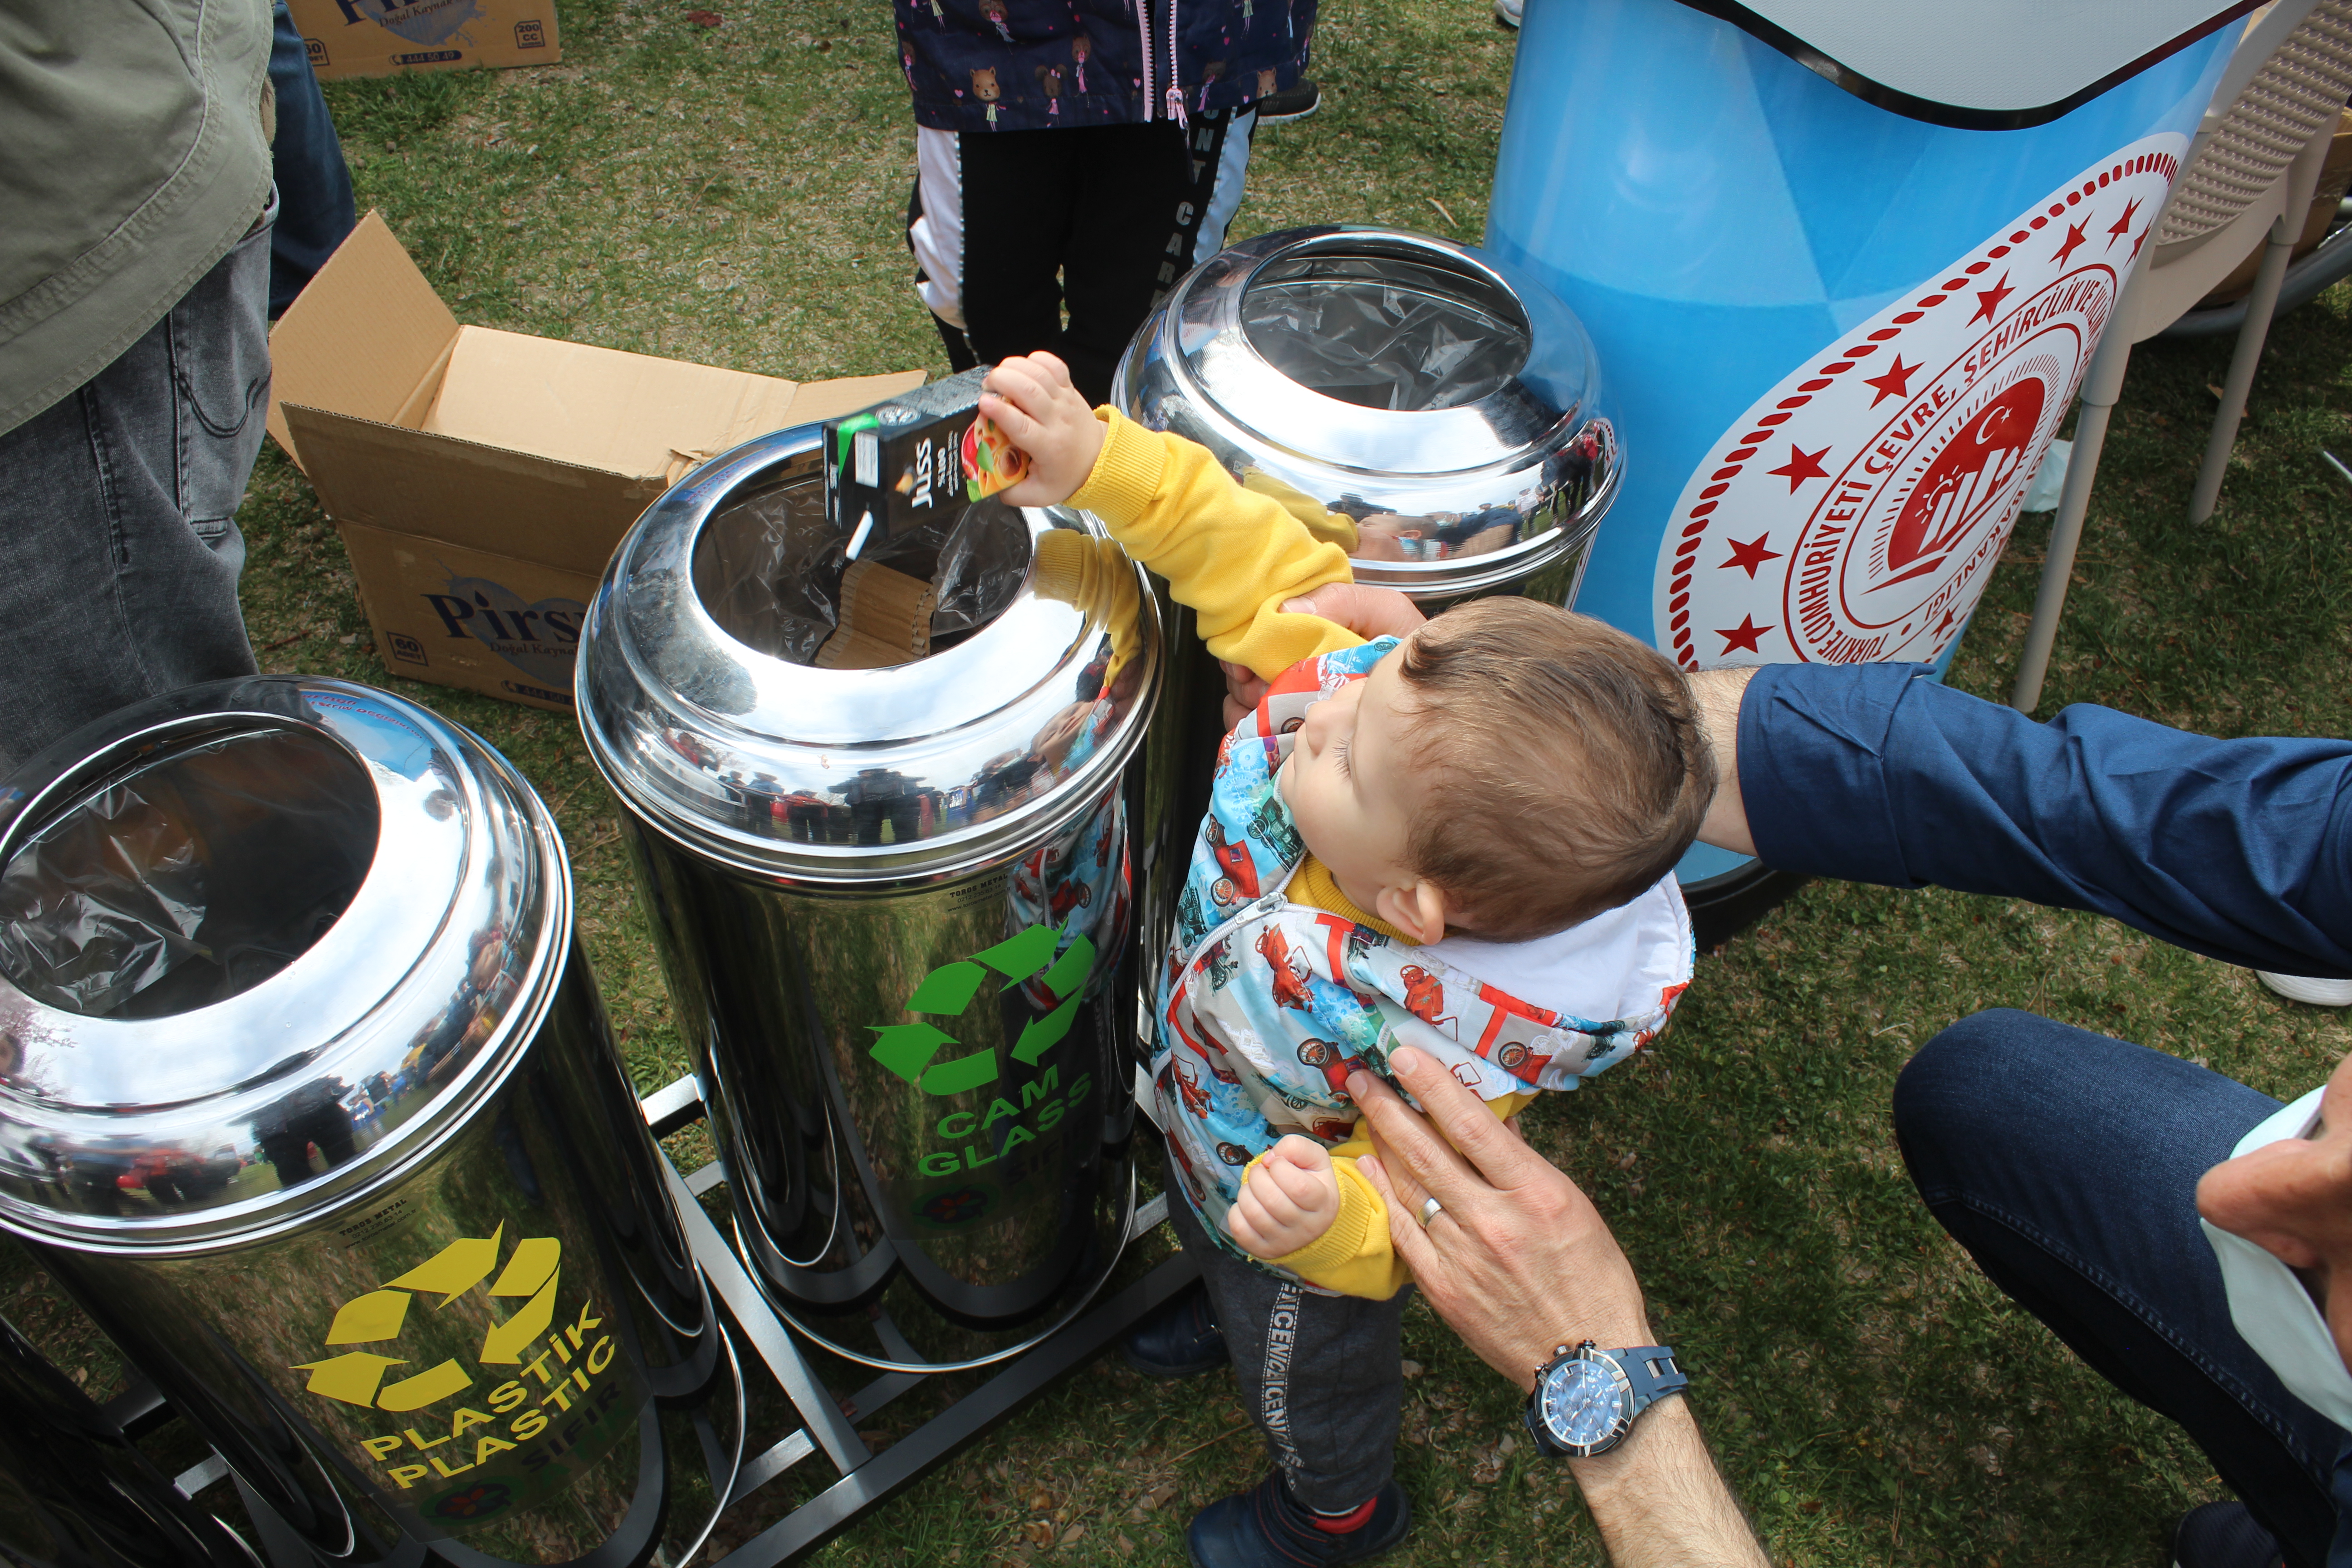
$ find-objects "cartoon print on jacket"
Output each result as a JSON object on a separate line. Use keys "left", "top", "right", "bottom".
{"left": 970, "top": 66, "right": 1004, "bottom": 126}
{"left": 1207, "top": 816, "right": 1262, "bottom": 907}
{"left": 1007, "top": 790, "right": 1131, "bottom": 1013}
{"left": 1150, "top": 638, "right": 1696, "bottom": 1283}
{"left": 1196, "top": 60, "right": 1224, "bottom": 112}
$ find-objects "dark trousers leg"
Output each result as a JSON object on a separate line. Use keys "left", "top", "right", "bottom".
{"left": 0, "top": 210, "right": 270, "bottom": 773}
{"left": 951, "top": 127, "right": 1082, "bottom": 381}
{"left": 946, "top": 118, "right": 1237, "bottom": 404}
{"left": 1893, "top": 1009, "right": 2343, "bottom": 1567}
{"left": 267, "top": 0, "right": 356, "bottom": 317}
{"left": 1054, "top": 114, "right": 1238, "bottom": 402}
{"left": 1169, "top": 1188, "right": 1405, "bottom": 1511}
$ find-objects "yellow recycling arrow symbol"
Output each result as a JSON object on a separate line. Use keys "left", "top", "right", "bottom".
{"left": 294, "top": 1230, "right": 564, "bottom": 1411}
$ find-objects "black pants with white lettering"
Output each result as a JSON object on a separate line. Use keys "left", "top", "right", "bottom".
{"left": 1171, "top": 1182, "right": 1407, "bottom": 1512}
{"left": 906, "top": 113, "right": 1254, "bottom": 406}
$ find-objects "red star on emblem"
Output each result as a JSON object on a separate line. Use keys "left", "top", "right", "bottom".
{"left": 2106, "top": 197, "right": 2141, "bottom": 249}
{"left": 1768, "top": 443, "right": 1829, "bottom": 492}
{"left": 2052, "top": 218, "right": 2090, "bottom": 268}
{"left": 2130, "top": 223, "right": 2150, "bottom": 261}
{"left": 1716, "top": 615, "right": 1773, "bottom": 656}
{"left": 1969, "top": 271, "right": 2014, "bottom": 325}
{"left": 1720, "top": 534, "right": 1782, "bottom": 578}
{"left": 1861, "top": 354, "right": 1917, "bottom": 408}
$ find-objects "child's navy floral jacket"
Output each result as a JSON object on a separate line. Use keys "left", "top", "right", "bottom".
{"left": 894, "top": 0, "right": 1316, "bottom": 134}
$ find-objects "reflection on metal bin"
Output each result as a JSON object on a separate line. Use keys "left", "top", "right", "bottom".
{"left": 576, "top": 424, "right": 1164, "bottom": 1373}
{"left": 1111, "top": 224, "right": 1622, "bottom": 961}
{"left": 1115, "top": 225, "right": 1620, "bottom": 608}
{"left": 0, "top": 678, "right": 736, "bottom": 1568}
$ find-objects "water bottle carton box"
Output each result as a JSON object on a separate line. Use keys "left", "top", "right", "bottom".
{"left": 266, "top": 210, "right": 925, "bottom": 709}
{"left": 284, "top": 0, "right": 562, "bottom": 81}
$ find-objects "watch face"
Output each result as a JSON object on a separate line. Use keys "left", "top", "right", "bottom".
{"left": 1540, "top": 1357, "right": 1630, "bottom": 1451}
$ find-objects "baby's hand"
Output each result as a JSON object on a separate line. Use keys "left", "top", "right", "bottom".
{"left": 978, "top": 353, "right": 1105, "bottom": 508}
{"left": 1226, "top": 1135, "right": 1342, "bottom": 1259}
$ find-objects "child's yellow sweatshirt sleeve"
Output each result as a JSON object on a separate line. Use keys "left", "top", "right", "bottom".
{"left": 1240, "top": 1093, "right": 1541, "bottom": 1301}
{"left": 1065, "top": 408, "right": 1362, "bottom": 680}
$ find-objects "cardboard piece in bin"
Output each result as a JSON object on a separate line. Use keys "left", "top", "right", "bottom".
{"left": 267, "top": 211, "right": 926, "bottom": 710}
{"left": 283, "top": 0, "right": 561, "bottom": 82}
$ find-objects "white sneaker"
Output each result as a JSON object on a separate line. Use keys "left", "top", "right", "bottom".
{"left": 1493, "top": 0, "right": 1521, "bottom": 26}
{"left": 2258, "top": 971, "right": 2352, "bottom": 1006}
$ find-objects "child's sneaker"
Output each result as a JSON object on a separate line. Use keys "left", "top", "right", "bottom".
{"left": 1186, "top": 1471, "right": 1411, "bottom": 1568}
{"left": 1122, "top": 1281, "right": 1228, "bottom": 1378}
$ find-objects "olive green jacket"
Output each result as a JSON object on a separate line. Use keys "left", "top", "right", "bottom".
{"left": 0, "top": 0, "right": 274, "bottom": 437}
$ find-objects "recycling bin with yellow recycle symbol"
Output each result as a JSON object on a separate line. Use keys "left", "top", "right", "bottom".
{"left": 0, "top": 677, "right": 739, "bottom": 1567}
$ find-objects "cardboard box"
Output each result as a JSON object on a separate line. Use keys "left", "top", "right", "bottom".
{"left": 287, "top": 0, "right": 560, "bottom": 81}
{"left": 268, "top": 211, "right": 926, "bottom": 709}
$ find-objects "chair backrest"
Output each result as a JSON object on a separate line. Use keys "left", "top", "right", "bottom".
{"left": 2156, "top": 0, "right": 2352, "bottom": 250}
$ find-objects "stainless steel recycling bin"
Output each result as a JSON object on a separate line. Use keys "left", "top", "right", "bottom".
{"left": 577, "top": 425, "right": 1164, "bottom": 1373}
{"left": 1113, "top": 223, "right": 1626, "bottom": 965}
{"left": 1114, "top": 224, "right": 1622, "bottom": 610}
{"left": 0, "top": 677, "right": 735, "bottom": 1567}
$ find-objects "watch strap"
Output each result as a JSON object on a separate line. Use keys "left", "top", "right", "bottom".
{"left": 1614, "top": 1345, "right": 1686, "bottom": 1418}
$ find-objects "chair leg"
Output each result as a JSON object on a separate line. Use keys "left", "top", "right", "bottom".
{"left": 2190, "top": 216, "right": 2296, "bottom": 524}
{"left": 2012, "top": 319, "right": 2136, "bottom": 714}
{"left": 2011, "top": 404, "right": 2115, "bottom": 713}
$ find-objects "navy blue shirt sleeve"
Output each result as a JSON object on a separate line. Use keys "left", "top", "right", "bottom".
{"left": 1738, "top": 662, "right": 2352, "bottom": 977}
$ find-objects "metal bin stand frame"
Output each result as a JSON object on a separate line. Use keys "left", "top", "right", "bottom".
{"left": 98, "top": 1072, "right": 1196, "bottom": 1568}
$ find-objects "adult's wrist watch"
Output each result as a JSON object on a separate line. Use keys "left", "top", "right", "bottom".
{"left": 1522, "top": 1340, "right": 1688, "bottom": 1459}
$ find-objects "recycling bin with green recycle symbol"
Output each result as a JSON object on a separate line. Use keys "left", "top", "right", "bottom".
{"left": 577, "top": 421, "right": 1167, "bottom": 1373}
{"left": 0, "top": 676, "right": 739, "bottom": 1568}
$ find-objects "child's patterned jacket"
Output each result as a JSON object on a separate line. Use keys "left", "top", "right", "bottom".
{"left": 1151, "top": 645, "right": 1693, "bottom": 1299}
{"left": 1061, "top": 408, "right": 1695, "bottom": 1301}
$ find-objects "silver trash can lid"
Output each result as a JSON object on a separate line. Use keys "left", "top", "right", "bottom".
{"left": 578, "top": 421, "right": 1161, "bottom": 886}
{"left": 0, "top": 678, "right": 568, "bottom": 1251}
{"left": 1115, "top": 225, "right": 1621, "bottom": 599}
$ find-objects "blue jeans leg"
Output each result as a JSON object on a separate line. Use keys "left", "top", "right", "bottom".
{"left": 0, "top": 207, "right": 271, "bottom": 774}
{"left": 268, "top": 0, "right": 357, "bottom": 318}
{"left": 1893, "top": 1009, "right": 2343, "bottom": 1567}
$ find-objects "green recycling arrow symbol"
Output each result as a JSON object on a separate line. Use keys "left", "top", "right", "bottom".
{"left": 868, "top": 923, "right": 1096, "bottom": 1095}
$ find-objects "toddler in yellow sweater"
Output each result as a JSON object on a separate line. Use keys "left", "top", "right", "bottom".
{"left": 985, "top": 350, "right": 1710, "bottom": 1554}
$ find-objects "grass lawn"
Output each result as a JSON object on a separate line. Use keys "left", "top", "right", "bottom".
{"left": 8, "top": 1, "right": 2352, "bottom": 1564}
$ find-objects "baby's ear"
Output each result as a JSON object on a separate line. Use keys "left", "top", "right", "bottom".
{"left": 1376, "top": 880, "right": 1451, "bottom": 946}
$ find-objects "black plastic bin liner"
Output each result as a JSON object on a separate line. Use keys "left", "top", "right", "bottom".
{"left": 0, "top": 726, "right": 378, "bottom": 1020}
{"left": 691, "top": 476, "right": 1032, "bottom": 665}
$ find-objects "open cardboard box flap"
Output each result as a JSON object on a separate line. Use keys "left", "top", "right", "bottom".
{"left": 268, "top": 211, "right": 924, "bottom": 565}
{"left": 262, "top": 210, "right": 925, "bottom": 708}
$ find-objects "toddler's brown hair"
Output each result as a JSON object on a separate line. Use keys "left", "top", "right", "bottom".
{"left": 1394, "top": 598, "right": 1714, "bottom": 940}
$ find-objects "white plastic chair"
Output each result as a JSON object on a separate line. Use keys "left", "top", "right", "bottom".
{"left": 2010, "top": 0, "right": 2352, "bottom": 712}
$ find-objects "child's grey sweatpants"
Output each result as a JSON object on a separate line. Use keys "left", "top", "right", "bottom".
{"left": 1170, "top": 1185, "right": 1408, "bottom": 1511}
